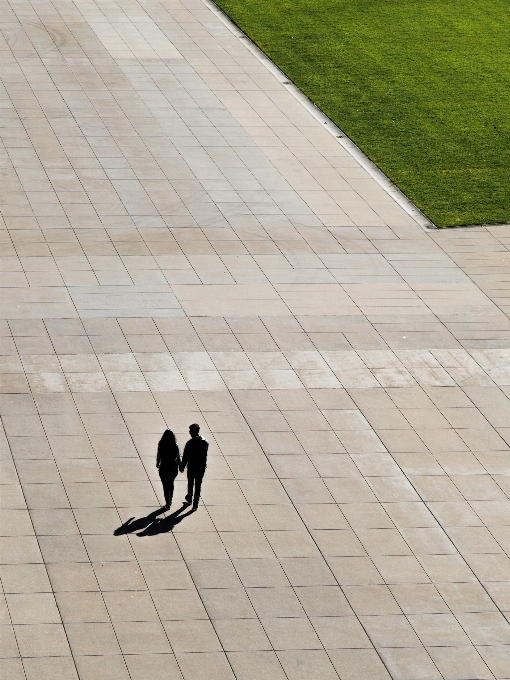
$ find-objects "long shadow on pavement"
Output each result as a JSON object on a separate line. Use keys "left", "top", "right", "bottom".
{"left": 114, "top": 504, "right": 195, "bottom": 537}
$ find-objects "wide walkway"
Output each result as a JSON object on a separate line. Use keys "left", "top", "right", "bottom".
{"left": 1, "top": 0, "right": 509, "bottom": 678}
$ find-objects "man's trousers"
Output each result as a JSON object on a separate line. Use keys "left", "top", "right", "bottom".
{"left": 185, "top": 469, "right": 204, "bottom": 508}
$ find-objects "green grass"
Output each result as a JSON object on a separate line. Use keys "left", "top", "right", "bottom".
{"left": 213, "top": 0, "right": 510, "bottom": 226}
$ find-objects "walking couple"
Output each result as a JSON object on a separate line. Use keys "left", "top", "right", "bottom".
{"left": 156, "top": 424, "right": 209, "bottom": 511}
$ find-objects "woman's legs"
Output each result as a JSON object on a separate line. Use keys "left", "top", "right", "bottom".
{"left": 159, "top": 472, "right": 174, "bottom": 506}
{"left": 166, "top": 477, "right": 175, "bottom": 507}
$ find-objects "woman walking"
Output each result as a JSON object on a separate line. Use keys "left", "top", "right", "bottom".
{"left": 156, "top": 430, "right": 181, "bottom": 509}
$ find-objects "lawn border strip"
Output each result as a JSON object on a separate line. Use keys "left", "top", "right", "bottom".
{"left": 202, "top": 0, "right": 437, "bottom": 231}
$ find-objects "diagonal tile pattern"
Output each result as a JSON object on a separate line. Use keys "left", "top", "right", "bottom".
{"left": 1, "top": 0, "right": 509, "bottom": 678}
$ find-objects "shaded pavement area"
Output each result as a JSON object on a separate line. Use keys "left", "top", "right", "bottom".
{"left": 115, "top": 505, "right": 196, "bottom": 537}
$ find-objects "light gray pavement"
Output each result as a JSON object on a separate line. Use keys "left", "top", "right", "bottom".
{"left": 1, "top": 0, "right": 510, "bottom": 678}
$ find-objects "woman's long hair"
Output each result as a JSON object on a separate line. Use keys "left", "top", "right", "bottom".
{"left": 159, "top": 429, "right": 177, "bottom": 449}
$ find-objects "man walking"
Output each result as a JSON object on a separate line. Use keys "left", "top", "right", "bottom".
{"left": 180, "top": 423, "right": 209, "bottom": 510}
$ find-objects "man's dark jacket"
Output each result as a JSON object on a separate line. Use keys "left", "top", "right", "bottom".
{"left": 180, "top": 436, "right": 209, "bottom": 476}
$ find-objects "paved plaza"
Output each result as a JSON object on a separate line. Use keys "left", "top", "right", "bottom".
{"left": 1, "top": 0, "right": 510, "bottom": 678}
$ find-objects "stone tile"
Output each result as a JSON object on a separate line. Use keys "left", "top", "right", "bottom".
{"left": 295, "top": 585, "right": 352, "bottom": 616}
{"left": 227, "top": 650, "right": 287, "bottom": 680}
{"left": 436, "top": 583, "right": 497, "bottom": 613}
{"left": 140, "top": 560, "right": 194, "bottom": 590}
{"left": 312, "top": 615, "right": 371, "bottom": 648}
{"left": 329, "top": 648, "right": 391, "bottom": 680}
{"left": 0, "top": 659, "right": 25, "bottom": 680}
{"left": 15, "top": 623, "right": 71, "bottom": 656}
{"left": 164, "top": 618, "right": 221, "bottom": 653}
{"left": 23, "top": 657, "right": 79, "bottom": 680}
{"left": 6, "top": 593, "right": 60, "bottom": 624}
{"left": 408, "top": 613, "right": 472, "bottom": 646}
{"left": 176, "top": 651, "right": 235, "bottom": 679}
{"left": 428, "top": 646, "right": 492, "bottom": 680}
{"left": 56, "top": 592, "right": 109, "bottom": 623}
{"left": 114, "top": 620, "right": 171, "bottom": 654}
{"left": 73, "top": 655, "right": 130, "bottom": 680}
{"left": 476, "top": 645, "right": 510, "bottom": 679}
{"left": 389, "top": 584, "right": 449, "bottom": 614}
{"left": 152, "top": 589, "right": 208, "bottom": 621}
{"left": 361, "top": 613, "right": 422, "bottom": 647}
{"left": 0, "top": 564, "right": 51, "bottom": 593}
{"left": 262, "top": 616, "right": 322, "bottom": 649}
{"left": 343, "top": 585, "right": 401, "bottom": 615}
{"left": 64, "top": 622, "right": 120, "bottom": 655}
{"left": 200, "top": 588, "right": 257, "bottom": 619}
{"left": 378, "top": 647, "right": 441, "bottom": 679}
{"left": 277, "top": 649, "right": 339, "bottom": 680}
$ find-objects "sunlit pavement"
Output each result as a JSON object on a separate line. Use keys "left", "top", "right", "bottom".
{"left": 1, "top": 1, "right": 510, "bottom": 678}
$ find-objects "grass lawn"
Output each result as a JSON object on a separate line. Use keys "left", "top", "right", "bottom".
{"left": 212, "top": 0, "right": 510, "bottom": 227}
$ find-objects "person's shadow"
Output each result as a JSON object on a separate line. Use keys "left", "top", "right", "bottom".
{"left": 114, "top": 503, "right": 195, "bottom": 537}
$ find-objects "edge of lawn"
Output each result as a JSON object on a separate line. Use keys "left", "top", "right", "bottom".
{"left": 205, "top": 0, "right": 509, "bottom": 230}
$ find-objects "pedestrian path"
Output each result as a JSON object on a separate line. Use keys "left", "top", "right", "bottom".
{"left": 1, "top": 0, "right": 509, "bottom": 678}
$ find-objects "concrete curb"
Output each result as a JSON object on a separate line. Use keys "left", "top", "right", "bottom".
{"left": 201, "top": 0, "right": 437, "bottom": 231}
